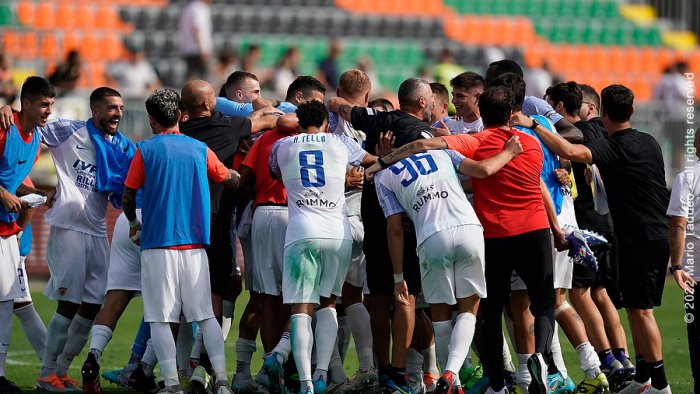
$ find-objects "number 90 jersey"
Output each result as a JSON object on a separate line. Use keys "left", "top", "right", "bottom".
{"left": 374, "top": 150, "right": 482, "bottom": 247}
{"left": 270, "top": 133, "right": 366, "bottom": 247}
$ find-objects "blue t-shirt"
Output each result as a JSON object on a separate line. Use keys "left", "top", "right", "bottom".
{"left": 215, "top": 97, "right": 297, "bottom": 117}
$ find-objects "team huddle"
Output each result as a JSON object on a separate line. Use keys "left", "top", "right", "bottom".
{"left": 0, "top": 58, "right": 686, "bottom": 394}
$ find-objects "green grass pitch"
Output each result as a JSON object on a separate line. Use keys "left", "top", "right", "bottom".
{"left": 4, "top": 278, "right": 694, "bottom": 392}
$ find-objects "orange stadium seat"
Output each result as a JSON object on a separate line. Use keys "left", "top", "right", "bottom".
{"left": 62, "top": 31, "right": 81, "bottom": 56}
{"left": 2, "top": 30, "right": 20, "bottom": 56}
{"left": 34, "top": 3, "right": 55, "bottom": 29}
{"left": 54, "top": 4, "right": 75, "bottom": 29}
{"left": 100, "top": 33, "right": 124, "bottom": 61}
{"left": 96, "top": 5, "right": 122, "bottom": 30}
{"left": 75, "top": 4, "right": 96, "bottom": 29}
{"left": 18, "top": 32, "right": 38, "bottom": 59}
{"left": 41, "top": 34, "right": 60, "bottom": 60}
{"left": 81, "top": 33, "right": 101, "bottom": 60}
{"left": 17, "top": 0, "right": 35, "bottom": 26}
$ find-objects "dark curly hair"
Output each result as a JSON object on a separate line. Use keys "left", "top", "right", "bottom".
{"left": 296, "top": 100, "right": 328, "bottom": 130}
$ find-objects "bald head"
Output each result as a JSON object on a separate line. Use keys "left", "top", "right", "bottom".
{"left": 181, "top": 80, "right": 216, "bottom": 116}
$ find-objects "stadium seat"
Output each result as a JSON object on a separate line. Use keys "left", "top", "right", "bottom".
{"left": 34, "top": 3, "right": 56, "bottom": 29}
{"left": 17, "top": 0, "right": 35, "bottom": 27}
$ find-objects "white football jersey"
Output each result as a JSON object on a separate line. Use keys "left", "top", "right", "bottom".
{"left": 328, "top": 111, "right": 365, "bottom": 216}
{"left": 270, "top": 133, "right": 365, "bottom": 246}
{"left": 375, "top": 150, "right": 481, "bottom": 246}
{"left": 41, "top": 124, "right": 109, "bottom": 237}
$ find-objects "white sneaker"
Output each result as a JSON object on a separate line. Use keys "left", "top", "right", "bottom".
{"left": 640, "top": 385, "right": 672, "bottom": 394}
{"left": 618, "top": 380, "right": 652, "bottom": 394}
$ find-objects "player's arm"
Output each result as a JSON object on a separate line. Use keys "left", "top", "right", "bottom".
{"left": 386, "top": 213, "right": 409, "bottom": 306}
{"left": 252, "top": 97, "right": 274, "bottom": 111}
{"left": 669, "top": 215, "right": 696, "bottom": 292}
{"left": 0, "top": 104, "right": 16, "bottom": 129}
{"left": 515, "top": 114, "right": 592, "bottom": 163}
{"left": 553, "top": 118, "right": 584, "bottom": 144}
{"left": 276, "top": 113, "right": 298, "bottom": 133}
{"left": 541, "top": 179, "right": 567, "bottom": 251}
{"left": 249, "top": 108, "right": 283, "bottom": 134}
{"left": 0, "top": 185, "right": 25, "bottom": 213}
{"left": 326, "top": 97, "right": 356, "bottom": 123}
{"left": 16, "top": 183, "right": 46, "bottom": 197}
{"left": 365, "top": 137, "right": 448, "bottom": 180}
{"left": 456, "top": 136, "right": 522, "bottom": 178}
{"left": 204, "top": 148, "right": 241, "bottom": 189}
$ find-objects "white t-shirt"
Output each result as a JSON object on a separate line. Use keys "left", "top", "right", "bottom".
{"left": 375, "top": 150, "right": 481, "bottom": 247}
{"left": 41, "top": 124, "right": 109, "bottom": 237}
{"left": 178, "top": 0, "right": 213, "bottom": 56}
{"left": 328, "top": 111, "right": 366, "bottom": 216}
{"left": 667, "top": 161, "right": 700, "bottom": 280}
{"left": 108, "top": 60, "right": 159, "bottom": 97}
{"left": 270, "top": 133, "right": 365, "bottom": 246}
{"left": 442, "top": 117, "right": 484, "bottom": 135}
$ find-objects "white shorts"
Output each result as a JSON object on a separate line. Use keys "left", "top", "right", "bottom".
{"left": 554, "top": 192, "right": 577, "bottom": 290}
{"left": 238, "top": 202, "right": 255, "bottom": 290}
{"left": 141, "top": 248, "right": 214, "bottom": 323}
{"left": 106, "top": 211, "right": 142, "bottom": 293}
{"left": 251, "top": 206, "right": 288, "bottom": 295}
{"left": 344, "top": 215, "right": 366, "bottom": 288}
{"left": 417, "top": 225, "right": 487, "bottom": 305}
{"left": 14, "top": 256, "right": 32, "bottom": 303}
{"left": 283, "top": 238, "right": 352, "bottom": 305}
{"left": 0, "top": 235, "right": 22, "bottom": 301}
{"left": 44, "top": 227, "right": 109, "bottom": 304}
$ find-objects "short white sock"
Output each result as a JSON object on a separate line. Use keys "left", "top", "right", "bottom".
{"left": 407, "top": 348, "right": 423, "bottom": 376}
{"left": 516, "top": 353, "right": 532, "bottom": 386}
{"left": 199, "top": 318, "right": 227, "bottom": 382}
{"left": 0, "top": 300, "right": 12, "bottom": 377}
{"left": 432, "top": 320, "right": 452, "bottom": 373}
{"left": 141, "top": 339, "right": 157, "bottom": 377}
{"left": 445, "top": 313, "right": 476, "bottom": 377}
{"left": 336, "top": 315, "right": 350, "bottom": 362}
{"left": 235, "top": 338, "right": 256, "bottom": 379}
{"left": 551, "top": 325, "right": 568, "bottom": 378}
{"left": 291, "top": 313, "right": 313, "bottom": 382}
{"left": 41, "top": 312, "right": 71, "bottom": 375}
{"left": 56, "top": 315, "right": 93, "bottom": 376}
{"left": 13, "top": 303, "right": 46, "bottom": 362}
{"left": 272, "top": 332, "right": 291, "bottom": 364}
{"left": 575, "top": 342, "right": 601, "bottom": 378}
{"left": 176, "top": 318, "right": 194, "bottom": 375}
{"left": 314, "top": 307, "right": 338, "bottom": 372}
{"left": 422, "top": 344, "right": 440, "bottom": 376}
{"left": 328, "top": 340, "right": 346, "bottom": 383}
{"left": 150, "top": 322, "right": 178, "bottom": 386}
{"left": 345, "top": 303, "right": 373, "bottom": 369}
{"left": 222, "top": 300, "right": 234, "bottom": 342}
{"left": 88, "top": 325, "right": 113, "bottom": 361}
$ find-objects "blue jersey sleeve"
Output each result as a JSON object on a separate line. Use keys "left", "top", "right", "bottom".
{"left": 445, "top": 149, "right": 466, "bottom": 171}
{"left": 39, "top": 119, "right": 85, "bottom": 147}
{"left": 215, "top": 97, "right": 254, "bottom": 117}
{"left": 375, "top": 178, "right": 404, "bottom": 217}
{"left": 268, "top": 139, "right": 284, "bottom": 177}
{"left": 522, "top": 96, "right": 564, "bottom": 125}
{"left": 277, "top": 101, "right": 297, "bottom": 114}
{"left": 338, "top": 134, "right": 366, "bottom": 166}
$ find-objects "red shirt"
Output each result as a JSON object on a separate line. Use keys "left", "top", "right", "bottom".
{"left": 0, "top": 113, "right": 41, "bottom": 236}
{"left": 471, "top": 127, "right": 549, "bottom": 238}
{"left": 442, "top": 130, "right": 492, "bottom": 158}
{"left": 240, "top": 129, "right": 294, "bottom": 207}
{"left": 124, "top": 131, "right": 229, "bottom": 249}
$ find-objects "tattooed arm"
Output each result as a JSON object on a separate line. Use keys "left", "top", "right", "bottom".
{"left": 364, "top": 137, "right": 448, "bottom": 181}
{"left": 327, "top": 97, "right": 355, "bottom": 123}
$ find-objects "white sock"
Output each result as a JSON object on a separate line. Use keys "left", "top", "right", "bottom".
{"left": 551, "top": 326, "right": 568, "bottom": 378}
{"left": 291, "top": 313, "right": 313, "bottom": 383}
{"left": 272, "top": 332, "right": 291, "bottom": 364}
{"left": 56, "top": 315, "right": 93, "bottom": 376}
{"left": 432, "top": 320, "right": 452, "bottom": 373}
{"left": 189, "top": 327, "right": 202, "bottom": 366}
{"left": 336, "top": 315, "right": 350, "bottom": 362}
{"left": 176, "top": 318, "right": 194, "bottom": 376}
{"left": 88, "top": 325, "right": 113, "bottom": 361}
{"left": 13, "top": 303, "right": 46, "bottom": 362}
{"left": 199, "top": 317, "right": 227, "bottom": 382}
{"left": 462, "top": 349, "right": 472, "bottom": 370}
{"left": 222, "top": 301, "right": 234, "bottom": 342}
{"left": 0, "top": 300, "right": 12, "bottom": 377}
{"left": 516, "top": 353, "right": 532, "bottom": 386}
{"left": 314, "top": 307, "right": 338, "bottom": 372}
{"left": 345, "top": 303, "right": 373, "bottom": 369}
{"left": 575, "top": 342, "right": 602, "bottom": 379}
{"left": 328, "top": 341, "right": 346, "bottom": 383}
{"left": 445, "top": 313, "right": 476, "bottom": 376}
{"left": 41, "top": 313, "right": 71, "bottom": 376}
{"left": 407, "top": 348, "right": 423, "bottom": 376}
{"left": 235, "top": 338, "right": 256, "bottom": 379}
{"left": 150, "top": 322, "right": 178, "bottom": 388}
{"left": 422, "top": 344, "right": 440, "bottom": 377}
{"left": 141, "top": 339, "right": 157, "bottom": 377}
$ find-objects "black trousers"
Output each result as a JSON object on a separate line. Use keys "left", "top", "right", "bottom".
{"left": 482, "top": 228, "right": 556, "bottom": 388}
{"left": 687, "top": 282, "right": 700, "bottom": 391}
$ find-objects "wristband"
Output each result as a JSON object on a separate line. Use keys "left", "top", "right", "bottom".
{"left": 393, "top": 273, "right": 404, "bottom": 283}
{"left": 669, "top": 265, "right": 684, "bottom": 273}
{"left": 378, "top": 156, "right": 390, "bottom": 169}
{"left": 128, "top": 218, "right": 140, "bottom": 227}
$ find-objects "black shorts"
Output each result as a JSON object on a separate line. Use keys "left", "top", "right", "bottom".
{"left": 363, "top": 214, "right": 421, "bottom": 296}
{"left": 572, "top": 231, "right": 616, "bottom": 289}
{"left": 206, "top": 214, "right": 234, "bottom": 295}
{"left": 616, "top": 239, "right": 669, "bottom": 310}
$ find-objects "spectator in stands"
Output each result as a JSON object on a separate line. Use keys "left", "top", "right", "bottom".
{"left": 241, "top": 45, "right": 270, "bottom": 87}
{"left": 272, "top": 47, "right": 300, "bottom": 99}
{"left": 0, "top": 54, "right": 17, "bottom": 106}
{"left": 357, "top": 57, "right": 382, "bottom": 97}
{"left": 524, "top": 60, "right": 553, "bottom": 99}
{"left": 106, "top": 48, "right": 161, "bottom": 98}
{"left": 433, "top": 48, "right": 464, "bottom": 90}
{"left": 317, "top": 38, "right": 342, "bottom": 91}
{"left": 178, "top": 0, "right": 213, "bottom": 82}
{"left": 212, "top": 48, "right": 239, "bottom": 93}
{"left": 48, "top": 50, "right": 82, "bottom": 93}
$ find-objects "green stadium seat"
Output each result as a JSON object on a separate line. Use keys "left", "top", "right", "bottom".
{"left": 0, "top": 4, "right": 12, "bottom": 26}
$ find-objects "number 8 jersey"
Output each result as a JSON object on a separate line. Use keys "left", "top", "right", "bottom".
{"left": 374, "top": 150, "right": 482, "bottom": 247}
{"left": 269, "top": 133, "right": 366, "bottom": 247}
